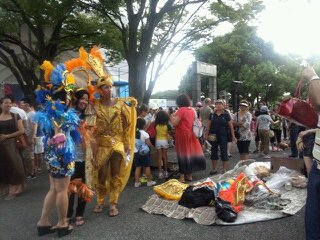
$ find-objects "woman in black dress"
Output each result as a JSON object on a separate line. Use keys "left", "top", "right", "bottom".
{"left": 0, "top": 96, "right": 25, "bottom": 200}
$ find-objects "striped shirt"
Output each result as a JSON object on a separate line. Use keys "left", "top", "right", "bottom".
{"left": 313, "top": 115, "right": 320, "bottom": 167}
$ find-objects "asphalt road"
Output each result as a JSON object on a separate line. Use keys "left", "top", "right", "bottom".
{"left": 0, "top": 144, "right": 306, "bottom": 240}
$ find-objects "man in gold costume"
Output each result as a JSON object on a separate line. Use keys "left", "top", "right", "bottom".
{"left": 92, "top": 75, "right": 137, "bottom": 217}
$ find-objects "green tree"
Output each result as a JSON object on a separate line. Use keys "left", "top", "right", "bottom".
{"left": 194, "top": 22, "right": 301, "bottom": 108}
{"left": 83, "top": 0, "right": 264, "bottom": 104}
{"left": 0, "top": 0, "right": 120, "bottom": 100}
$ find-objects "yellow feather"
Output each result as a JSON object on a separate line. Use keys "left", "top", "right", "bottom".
{"left": 40, "top": 61, "right": 54, "bottom": 83}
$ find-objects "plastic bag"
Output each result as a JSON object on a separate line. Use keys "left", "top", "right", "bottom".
{"left": 265, "top": 166, "right": 295, "bottom": 190}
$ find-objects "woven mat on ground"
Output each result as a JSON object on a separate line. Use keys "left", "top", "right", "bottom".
{"left": 141, "top": 160, "right": 307, "bottom": 225}
{"left": 141, "top": 186, "right": 306, "bottom": 226}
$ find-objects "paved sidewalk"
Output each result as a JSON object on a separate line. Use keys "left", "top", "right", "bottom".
{"left": 0, "top": 143, "right": 306, "bottom": 240}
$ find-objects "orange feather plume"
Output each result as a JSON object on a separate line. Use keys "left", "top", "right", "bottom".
{"left": 40, "top": 60, "right": 54, "bottom": 83}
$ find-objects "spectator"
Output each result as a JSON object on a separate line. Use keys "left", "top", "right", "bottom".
{"left": 145, "top": 103, "right": 158, "bottom": 146}
{"left": 0, "top": 96, "right": 25, "bottom": 200}
{"left": 232, "top": 100, "right": 252, "bottom": 161}
{"left": 199, "top": 98, "right": 212, "bottom": 152}
{"left": 270, "top": 104, "right": 282, "bottom": 152}
{"left": 133, "top": 118, "right": 156, "bottom": 187}
{"left": 204, "top": 99, "right": 237, "bottom": 174}
{"left": 256, "top": 105, "right": 278, "bottom": 159}
{"left": 20, "top": 97, "right": 36, "bottom": 179}
{"left": 155, "top": 110, "right": 171, "bottom": 179}
{"left": 301, "top": 64, "right": 320, "bottom": 239}
{"left": 170, "top": 94, "right": 206, "bottom": 183}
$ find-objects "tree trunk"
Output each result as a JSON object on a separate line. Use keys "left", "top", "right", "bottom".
{"left": 128, "top": 57, "right": 147, "bottom": 104}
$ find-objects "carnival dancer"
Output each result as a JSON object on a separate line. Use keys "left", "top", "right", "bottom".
{"left": 84, "top": 46, "right": 137, "bottom": 217}
{"left": 92, "top": 74, "right": 137, "bottom": 217}
{"left": 36, "top": 61, "right": 81, "bottom": 238}
{"left": 67, "top": 89, "right": 95, "bottom": 226}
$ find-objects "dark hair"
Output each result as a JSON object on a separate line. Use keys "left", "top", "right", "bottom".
{"left": 135, "top": 117, "right": 146, "bottom": 139}
{"left": 52, "top": 90, "right": 67, "bottom": 102}
{"left": 0, "top": 95, "right": 14, "bottom": 114}
{"left": 74, "top": 89, "right": 89, "bottom": 108}
{"left": 0, "top": 95, "right": 14, "bottom": 104}
{"left": 155, "top": 110, "right": 169, "bottom": 126}
{"left": 168, "top": 107, "right": 174, "bottom": 115}
{"left": 20, "top": 97, "right": 32, "bottom": 106}
{"left": 137, "top": 104, "right": 148, "bottom": 115}
{"left": 176, "top": 94, "right": 191, "bottom": 107}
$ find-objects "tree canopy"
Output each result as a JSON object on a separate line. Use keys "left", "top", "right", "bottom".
{"left": 0, "top": 0, "right": 120, "bottom": 100}
{"left": 185, "top": 22, "right": 304, "bottom": 108}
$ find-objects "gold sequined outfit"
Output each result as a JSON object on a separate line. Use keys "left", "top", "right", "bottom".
{"left": 93, "top": 97, "right": 137, "bottom": 205}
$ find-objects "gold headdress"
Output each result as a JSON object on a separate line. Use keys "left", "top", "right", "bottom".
{"left": 86, "top": 46, "right": 113, "bottom": 88}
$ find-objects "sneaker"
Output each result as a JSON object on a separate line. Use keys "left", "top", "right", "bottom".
{"left": 134, "top": 182, "right": 141, "bottom": 188}
{"left": 158, "top": 172, "right": 164, "bottom": 179}
{"left": 140, "top": 175, "right": 147, "bottom": 184}
{"left": 147, "top": 181, "right": 156, "bottom": 187}
{"left": 163, "top": 171, "right": 169, "bottom": 178}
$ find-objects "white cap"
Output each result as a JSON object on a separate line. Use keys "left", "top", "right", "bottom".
{"left": 149, "top": 103, "right": 158, "bottom": 110}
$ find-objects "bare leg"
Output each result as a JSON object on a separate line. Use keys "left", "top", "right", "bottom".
{"left": 211, "top": 160, "right": 218, "bottom": 172}
{"left": 239, "top": 153, "right": 249, "bottom": 161}
{"left": 135, "top": 167, "right": 142, "bottom": 183}
{"left": 222, "top": 161, "right": 228, "bottom": 173}
{"left": 157, "top": 149, "right": 163, "bottom": 173}
{"left": 55, "top": 177, "right": 71, "bottom": 227}
{"left": 162, "top": 149, "right": 168, "bottom": 172}
{"left": 145, "top": 167, "right": 153, "bottom": 181}
{"left": 37, "top": 176, "right": 56, "bottom": 226}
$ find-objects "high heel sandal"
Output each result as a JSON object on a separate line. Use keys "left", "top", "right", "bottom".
{"left": 37, "top": 225, "right": 56, "bottom": 236}
{"left": 56, "top": 224, "right": 73, "bottom": 238}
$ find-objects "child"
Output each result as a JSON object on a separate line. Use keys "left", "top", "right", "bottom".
{"left": 155, "top": 110, "right": 171, "bottom": 179}
{"left": 134, "top": 118, "right": 156, "bottom": 187}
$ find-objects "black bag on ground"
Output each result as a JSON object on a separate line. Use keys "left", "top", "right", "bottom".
{"left": 178, "top": 186, "right": 215, "bottom": 208}
{"left": 214, "top": 197, "right": 238, "bottom": 223}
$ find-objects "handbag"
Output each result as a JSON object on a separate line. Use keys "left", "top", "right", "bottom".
{"left": 278, "top": 76, "right": 318, "bottom": 128}
{"left": 193, "top": 109, "right": 204, "bottom": 138}
{"left": 12, "top": 113, "right": 27, "bottom": 150}
{"left": 208, "top": 133, "right": 217, "bottom": 142}
{"left": 16, "top": 134, "right": 27, "bottom": 150}
{"left": 234, "top": 113, "right": 240, "bottom": 139}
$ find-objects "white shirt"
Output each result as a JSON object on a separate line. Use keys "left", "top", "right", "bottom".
{"left": 134, "top": 130, "right": 149, "bottom": 153}
{"left": 10, "top": 106, "right": 27, "bottom": 121}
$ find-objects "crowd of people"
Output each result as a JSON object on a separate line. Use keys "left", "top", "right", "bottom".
{"left": 1, "top": 49, "right": 319, "bottom": 239}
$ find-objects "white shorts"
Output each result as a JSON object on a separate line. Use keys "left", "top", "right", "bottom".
{"left": 34, "top": 136, "right": 44, "bottom": 154}
{"left": 155, "top": 139, "right": 169, "bottom": 149}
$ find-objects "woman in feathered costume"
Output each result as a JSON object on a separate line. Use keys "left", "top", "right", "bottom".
{"left": 36, "top": 61, "right": 80, "bottom": 238}
{"left": 64, "top": 55, "right": 96, "bottom": 226}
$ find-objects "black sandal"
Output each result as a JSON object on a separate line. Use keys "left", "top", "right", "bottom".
{"left": 37, "top": 225, "right": 56, "bottom": 236}
{"left": 56, "top": 224, "right": 73, "bottom": 238}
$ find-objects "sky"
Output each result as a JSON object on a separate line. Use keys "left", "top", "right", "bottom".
{"left": 153, "top": 0, "right": 320, "bottom": 93}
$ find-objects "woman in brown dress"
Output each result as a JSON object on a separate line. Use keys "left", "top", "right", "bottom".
{"left": 0, "top": 96, "right": 25, "bottom": 200}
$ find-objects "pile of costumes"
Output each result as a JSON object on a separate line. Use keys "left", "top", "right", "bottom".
{"left": 143, "top": 160, "right": 307, "bottom": 225}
